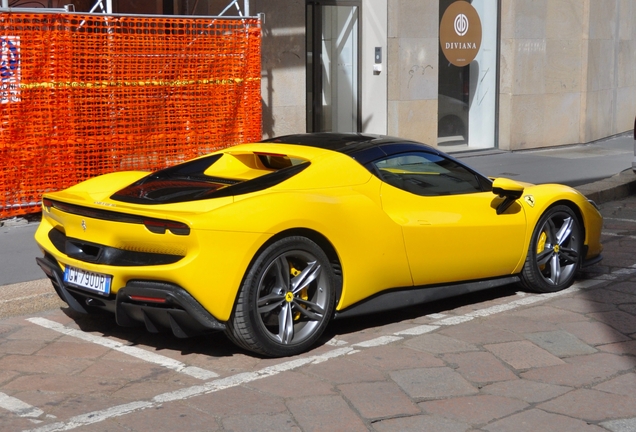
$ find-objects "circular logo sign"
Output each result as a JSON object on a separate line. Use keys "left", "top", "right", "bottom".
{"left": 454, "top": 13, "right": 469, "bottom": 36}
{"left": 440, "top": 1, "right": 482, "bottom": 67}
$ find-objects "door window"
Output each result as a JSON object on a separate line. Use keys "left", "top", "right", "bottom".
{"left": 371, "top": 152, "right": 490, "bottom": 196}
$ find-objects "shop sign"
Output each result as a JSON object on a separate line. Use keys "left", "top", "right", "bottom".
{"left": 439, "top": 1, "right": 482, "bottom": 67}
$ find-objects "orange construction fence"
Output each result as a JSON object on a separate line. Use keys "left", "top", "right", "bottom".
{"left": 0, "top": 12, "right": 261, "bottom": 219}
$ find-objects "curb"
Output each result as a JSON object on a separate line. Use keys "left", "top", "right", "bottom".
{"left": 575, "top": 169, "right": 636, "bottom": 205}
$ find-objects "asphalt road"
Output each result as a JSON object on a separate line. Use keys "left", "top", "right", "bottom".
{"left": 0, "top": 222, "right": 40, "bottom": 285}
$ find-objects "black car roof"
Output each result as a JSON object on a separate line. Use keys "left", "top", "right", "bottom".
{"left": 262, "top": 133, "right": 443, "bottom": 165}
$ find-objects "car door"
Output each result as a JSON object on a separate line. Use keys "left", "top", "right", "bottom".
{"left": 373, "top": 151, "right": 527, "bottom": 286}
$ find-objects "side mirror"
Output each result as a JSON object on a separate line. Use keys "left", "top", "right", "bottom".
{"left": 492, "top": 178, "right": 525, "bottom": 215}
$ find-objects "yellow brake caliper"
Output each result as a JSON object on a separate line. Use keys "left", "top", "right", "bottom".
{"left": 290, "top": 266, "right": 308, "bottom": 320}
{"left": 537, "top": 231, "right": 547, "bottom": 270}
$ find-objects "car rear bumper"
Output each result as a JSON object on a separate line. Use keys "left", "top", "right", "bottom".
{"left": 36, "top": 254, "right": 226, "bottom": 337}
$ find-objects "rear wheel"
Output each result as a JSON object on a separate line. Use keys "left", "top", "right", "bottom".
{"left": 225, "top": 236, "right": 336, "bottom": 357}
{"left": 520, "top": 205, "right": 582, "bottom": 293}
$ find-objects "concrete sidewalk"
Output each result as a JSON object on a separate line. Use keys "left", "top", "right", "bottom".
{"left": 453, "top": 132, "right": 636, "bottom": 204}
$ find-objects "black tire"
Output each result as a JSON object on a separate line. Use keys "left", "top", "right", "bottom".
{"left": 520, "top": 205, "right": 582, "bottom": 293}
{"left": 225, "top": 236, "right": 336, "bottom": 357}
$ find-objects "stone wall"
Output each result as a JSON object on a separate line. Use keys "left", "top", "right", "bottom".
{"left": 387, "top": 0, "right": 439, "bottom": 145}
{"left": 499, "top": 0, "right": 636, "bottom": 150}
{"left": 252, "top": 0, "right": 306, "bottom": 138}
{"left": 585, "top": 0, "right": 636, "bottom": 142}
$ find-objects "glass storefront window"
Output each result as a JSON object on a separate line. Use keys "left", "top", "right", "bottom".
{"left": 438, "top": 0, "right": 498, "bottom": 150}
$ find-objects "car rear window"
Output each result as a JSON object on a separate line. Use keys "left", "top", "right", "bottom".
{"left": 111, "top": 153, "right": 309, "bottom": 204}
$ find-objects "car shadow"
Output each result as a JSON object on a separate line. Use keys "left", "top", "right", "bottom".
{"left": 324, "top": 283, "right": 520, "bottom": 338}
{"left": 61, "top": 307, "right": 240, "bottom": 358}
{"left": 60, "top": 282, "right": 523, "bottom": 359}
{"left": 59, "top": 260, "right": 635, "bottom": 367}
{"left": 325, "top": 259, "right": 636, "bottom": 369}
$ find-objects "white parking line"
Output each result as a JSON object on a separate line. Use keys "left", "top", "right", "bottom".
{"left": 19, "top": 268, "right": 627, "bottom": 432}
{"left": 395, "top": 324, "right": 439, "bottom": 335}
{"left": 26, "top": 318, "right": 218, "bottom": 381}
{"left": 602, "top": 232, "right": 636, "bottom": 240}
{"left": 0, "top": 392, "right": 44, "bottom": 419}
{"left": 352, "top": 335, "right": 403, "bottom": 348}
{"left": 604, "top": 217, "right": 636, "bottom": 223}
{"left": 26, "top": 401, "right": 153, "bottom": 432}
{"left": 430, "top": 280, "right": 605, "bottom": 326}
{"left": 24, "top": 347, "right": 355, "bottom": 432}
{"left": 589, "top": 263, "right": 636, "bottom": 280}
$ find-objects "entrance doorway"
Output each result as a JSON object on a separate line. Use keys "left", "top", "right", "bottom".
{"left": 438, "top": 0, "right": 498, "bottom": 150}
{"left": 306, "top": 1, "right": 360, "bottom": 133}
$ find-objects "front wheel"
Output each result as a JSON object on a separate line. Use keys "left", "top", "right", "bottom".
{"left": 520, "top": 205, "right": 582, "bottom": 293}
{"left": 225, "top": 236, "right": 336, "bottom": 357}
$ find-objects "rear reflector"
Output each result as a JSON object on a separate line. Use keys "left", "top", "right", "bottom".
{"left": 129, "top": 295, "right": 167, "bottom": 304}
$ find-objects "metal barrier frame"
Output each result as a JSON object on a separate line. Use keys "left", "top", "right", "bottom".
{"left": 0, "top": 0, "right": 252, "bottom": 17}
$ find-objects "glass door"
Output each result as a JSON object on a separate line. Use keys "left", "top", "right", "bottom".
{"left": 307, "top": 1, "right": 360, "bottom": 132}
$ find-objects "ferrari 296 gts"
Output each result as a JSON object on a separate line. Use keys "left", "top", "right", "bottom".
{"left": 35, "top": 133, "right": 603, "bottom": 356}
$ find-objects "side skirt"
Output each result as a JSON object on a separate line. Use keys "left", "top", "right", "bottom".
{"left": 333, "top": 276, "right": 520, "bottom": 319}
{"left": 582, "top": 254, "right": 602, "bottom": 268}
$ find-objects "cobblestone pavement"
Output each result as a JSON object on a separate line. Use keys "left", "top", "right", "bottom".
{"left": 1, "top": 196, "right": 635, "bottom": 432}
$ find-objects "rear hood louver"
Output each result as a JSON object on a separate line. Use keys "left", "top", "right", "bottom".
{"left": 111, "top": 155, "right": 310, "bottom": 205}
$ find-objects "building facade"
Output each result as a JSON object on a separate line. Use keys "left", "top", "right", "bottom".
{"left": 30, "top": 0, "right": 636, "bottom": 152}
{"left": 255, "top": 0, "right": 636, "bottom": 152}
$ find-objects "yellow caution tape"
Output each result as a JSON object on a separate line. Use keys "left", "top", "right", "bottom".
{"left": 19, "top": 77, "right": 260, "bottom": 89}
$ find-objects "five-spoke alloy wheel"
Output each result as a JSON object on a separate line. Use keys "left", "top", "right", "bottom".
{"left": 226, "top": 236, "right": 336, "bottom": 357}
{"left": 520, "top": 205, "right": 582, "bottom": 293}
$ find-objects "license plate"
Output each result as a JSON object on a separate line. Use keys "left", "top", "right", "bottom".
{"left": 63, "top": 265, "right": 112, "bottom": 295}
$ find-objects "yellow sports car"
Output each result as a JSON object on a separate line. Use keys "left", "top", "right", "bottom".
{"left": 35, "top": 133, "right": 603, "bottom": 357}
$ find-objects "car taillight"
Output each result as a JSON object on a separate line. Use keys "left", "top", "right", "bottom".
{"left": 143, "top": 219, "right": 190, "bottom": 236}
